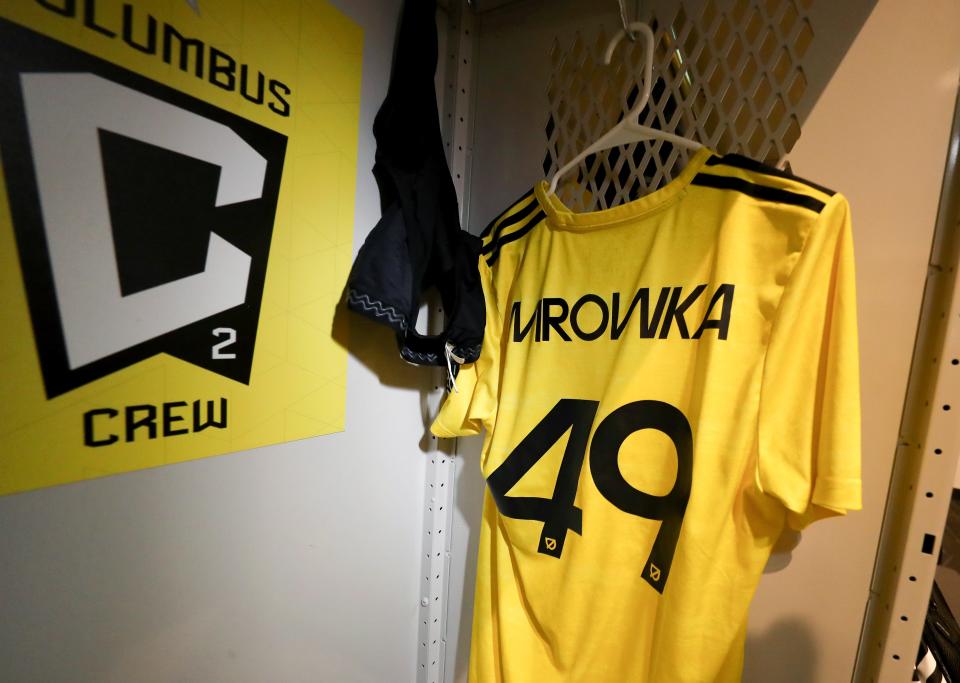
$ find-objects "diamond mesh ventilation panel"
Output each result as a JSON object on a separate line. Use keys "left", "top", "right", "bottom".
{"left": 543, "top": 0, "right": 816, "bottom": 211}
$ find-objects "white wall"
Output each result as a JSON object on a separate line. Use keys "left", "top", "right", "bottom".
{"left": 0, "top": 1, "right": 436, "bottom": 681}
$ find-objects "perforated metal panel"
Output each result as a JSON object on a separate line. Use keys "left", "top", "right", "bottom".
{"left": 542, "top": 0, "right": 821, "bottom": 211}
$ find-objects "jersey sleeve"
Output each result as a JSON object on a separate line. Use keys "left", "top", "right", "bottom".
{"left": 756, "top": 192, "right": 862, "bottom": 530}
{"left": 431, "top": 257, "right": 501, "bottom": 437}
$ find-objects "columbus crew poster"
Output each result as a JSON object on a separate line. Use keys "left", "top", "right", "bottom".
{"left": 0, "top": 0, "right": 361, "bottom": 496}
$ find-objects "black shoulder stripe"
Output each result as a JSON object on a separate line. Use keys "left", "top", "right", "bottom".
{"left": 691, "top": 173, "right": 826, "bottom": 213}
{"left": 478, "top": 188, "right": 535, "bottom": 239}
{"left": 482, "top": 199, "right": 538, "bottom": 251}
{"left": 705, "top": 153, "right": 836, "bottom": 196}
{"left": 485, "top": 211, "right": 547, "bottom": 266}
{"left": 481, "top": 200, "right": 539, "bottom": 255}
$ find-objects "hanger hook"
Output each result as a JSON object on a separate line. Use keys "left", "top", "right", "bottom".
{"left": 603, "top": 21, "right": 654, "bottom": 126}
{"left": 617, "top": 0, "right": 637, "bottom": 41}
{"left": 547, "top": 15, "right": 699, "bottom": 197}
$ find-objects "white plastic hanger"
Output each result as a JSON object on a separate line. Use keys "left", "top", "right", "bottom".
{"left": 547, "top": 21, "right": 702, "bottom": 196}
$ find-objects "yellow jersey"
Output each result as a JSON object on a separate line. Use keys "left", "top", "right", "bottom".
{"left": 431, "top": 147, "right": 861, "bottom": 683}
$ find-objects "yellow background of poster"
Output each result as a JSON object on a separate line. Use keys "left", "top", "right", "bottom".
{"left": 0, "top": 0, "right": 361, "bottom": 495}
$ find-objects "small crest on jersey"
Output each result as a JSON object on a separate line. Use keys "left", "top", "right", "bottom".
{"left": 544, "top": 537, "right": 558, "bottom": 551}
{"left": 649, "top": 563, "right": 661, "bottom": 582}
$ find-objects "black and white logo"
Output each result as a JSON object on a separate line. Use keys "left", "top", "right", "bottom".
{"left": 0, "top": 19, "right": 286, "bottom": 398}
